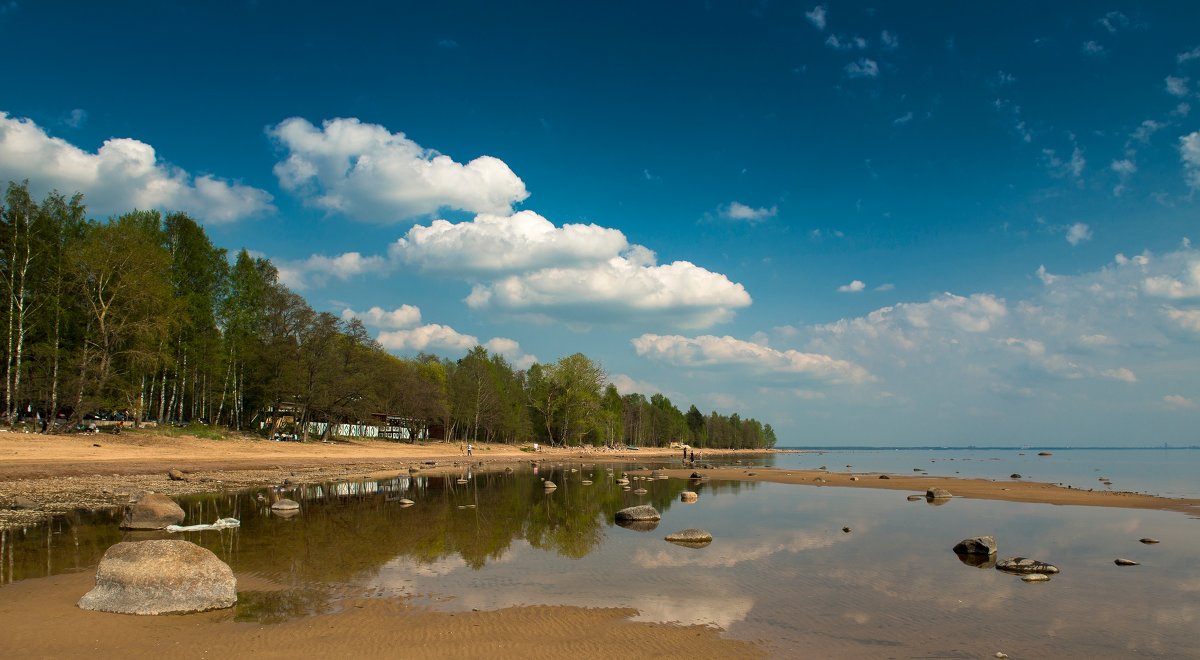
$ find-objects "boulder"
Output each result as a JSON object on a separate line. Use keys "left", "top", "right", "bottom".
{"left": 680, "top": 491, "right": 699, "bottom": 503}
{"left": 1114, "top": 558, "right": 1140, "bottom": 566}
{"left": 615, "top": 505, "right": 661, "bottom": 522}
{"left": 926, "top": 487, "right": 953, "bottom": 499}
{"left": 78, "top": 540, "right": 236, "bottom": 615}
{"left": 953, "top": 536, "right": 998, "bottom": 556}
{"left": 996, "top": 557, "right": 1059, "bottom": 575}
{"left": 664, "top": 528, "right": 713, "bottom": 547}
{"left": 271, "top": 498, "right": 300, "bottom": 511}
{"left": 167, "top": 469, "right": 186, "bottom": 481}
{"left": 121, "top": 492, "right": 185, "bottom": 530}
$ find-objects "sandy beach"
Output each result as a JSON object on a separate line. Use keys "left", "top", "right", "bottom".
{"left": 3, "top": 431, "right": 1199, "bottom": 658}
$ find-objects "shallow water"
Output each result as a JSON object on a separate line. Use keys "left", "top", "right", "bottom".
{"left": 2, "top": 464, "right": 1198, "bottom": 657}
{"left": 767, "top": 447, "right": 1200, "bottom": 498}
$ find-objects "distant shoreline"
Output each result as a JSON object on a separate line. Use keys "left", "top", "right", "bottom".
{"left": 3, "top": 432, "right": 1198, "bottom": 531}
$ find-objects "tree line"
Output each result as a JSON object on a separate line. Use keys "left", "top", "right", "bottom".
{"left": 0, "top": 180, "right": 776, "bottom": 449}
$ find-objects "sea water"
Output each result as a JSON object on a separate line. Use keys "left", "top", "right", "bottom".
{"left": 2, "top": 462, "right": 1197, "bottom": 657}
{"left": 760, "top": 447, "right": 1200, "bottom": 498}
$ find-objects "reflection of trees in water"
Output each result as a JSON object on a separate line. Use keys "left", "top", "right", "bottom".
{"left": 2, "top": 464, "right": 759, "bottom": 590}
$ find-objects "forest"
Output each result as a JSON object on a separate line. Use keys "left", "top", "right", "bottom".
{"left": 0, "top": 180, "right": 777, "bottom": 449}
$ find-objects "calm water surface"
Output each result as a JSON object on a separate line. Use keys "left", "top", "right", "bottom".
{"left": 2, "top": 461, "right": 1198, "bottom": 658}
{"left": 768, "top": 447, "right": 1200, "bottom": 498}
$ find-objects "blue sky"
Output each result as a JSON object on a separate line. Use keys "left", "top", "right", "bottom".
{"left": 2, "top": 1, "right": 1199, "bottom": 446}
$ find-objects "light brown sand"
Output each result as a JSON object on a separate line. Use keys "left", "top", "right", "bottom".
{"left": 0, "top": 571, "right": 763, "bottom": 659}
{"left": 645, "top": 467, "right": 1200, "bottom": 515}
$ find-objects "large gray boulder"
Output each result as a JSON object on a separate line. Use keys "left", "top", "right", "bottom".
{"left": 78, "top": 540, "right": 236, "bottom": 615}
{"left": 615, "top": 505, "right": 661, "bottom": 522}
{"left": 120, "top": 492, "right": 185, "bottom": 530}
{"left": 926, "top": 487, "right": 953, "bottom": 500}
{"left": 953, "top": 536, "right": 998, "bottom": 556}
{"left": 996, "top": 557, "right": 1059, "bottom": 575}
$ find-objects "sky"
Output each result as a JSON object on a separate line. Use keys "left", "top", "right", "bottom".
{"left": 1, "top": 1, "right": 1198, "bottom": 446}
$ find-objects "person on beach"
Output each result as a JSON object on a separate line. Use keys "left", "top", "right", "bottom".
{"left": 467, "top": 443, "right": 473, "bottom": 456}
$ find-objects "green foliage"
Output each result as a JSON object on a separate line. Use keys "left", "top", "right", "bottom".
{"left": 0, "top": 179, "right": 775, "bottom": 446}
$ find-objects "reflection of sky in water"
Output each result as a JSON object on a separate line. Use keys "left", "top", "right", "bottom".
{"left": 5, "top": 467, "right": 1200, "bottom": 657}
{"left": 753, "top": 448, "right": 1200, "bottom": 498}
{"left": 360, "top": 477, "right": 1200, "bottom": 657}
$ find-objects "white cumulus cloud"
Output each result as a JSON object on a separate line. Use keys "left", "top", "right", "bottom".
{"left": 377, "top": 324, "right": 478, "bottom": 352}
{"left": 845, "top": 58, "right": 879, "bottom": 78}
{"left": 341, "top": 305, "right": 421, "bottom": 329}
{"left": 1181, "top": 131, "right": 1200, "bottom": 190}
{"left": 719, "top": 201, "right": 777, "bottom": 223}
{"left": 467, "top": 254, "right": 752, "bottom": 329}
{"left": 631, "top": 333, "right": 874, "bottom": 384}
{"left": 837, "top": 280, "right": 866, "bottom": 293}
{"left": 805, "top": 5, "right": 827, "bottom": 30}
{"left": 1163, "top": 394, "right": 1196, "bottom": 409}
{"left": 276, "top": 251, "right": 388, "bottom": 290}
{"left": 268, "top": 116, "right": 528, "bottom": 222}
{"left": 0, "top": 112, "right": 273, "bottom": 223}
{"left": 390, "top": 210, "right": 627, "bottom": 275}
{"left": 1163, "top": 306, "right": 1200, "bottom": 332}
{"left": 1165, "top": 76, "right": 1190, "bottom": 98}
{"left": 1066, "top": 222, "right": 1093, "bottom": 246}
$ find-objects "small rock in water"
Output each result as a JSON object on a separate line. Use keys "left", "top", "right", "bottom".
{"left": 1114, "top": 558, "right": 1140, "bottom": 566}
{"left": 842, "top": 526, "right": 851, "bottom": 533}
{"left": 633, "top": 487, "right": 648, "bottom": 495}
{"left": 996, "top": 652, "right": 1009, "bottom": 658}
{"left": 664, "top": 528, "right": 713, "bottom": 546}
{"left": 996, "top": 557, "right": 1059, "bottom": 575}
{"left": 1139, "top": 538, "right": 1160, "bottom": 544}
{"left": 906, "top": 494, "right": 923, "bottom": 501}
{"left": 926, "top": 487, "right": 953, "bottom": 499}
{"left": 1021, "top": 574, "right": 1050, "bottom": 583}
{"left": 122, "top": 493, "right": 185, "bottom": 530}
{"left": 849, "top": 476, "right": 859, "bottom": 481}
{"left": 456, "top": 478, "right": 468, "bottom": 484}
{"left": 746, "top": 472, "right": 757, "bottom": 476}
{"left": 689, "top": 472, "right": 702, "bottom": 479}
{"left": 271, "top": 498, "right": 300, "bottom": 511}
{"left": 1010, "top": 473, "right": 1021, "bottom": 479}
{"left": 543, "top": 481, "right": 557, "bottom": 490}
{"left": 953, "top": 536, "right": 998, "bottom": 556}
{"left": 1038, "top": 451, "right": 1053, "bottom": 456}
{"left": 818, "top": 466, "right": 826, "bottom": 470}
{"left": 581, "top": 480, "right": 592, "bottom": 485}
{"left": 397, "top": 499, "right": 414, "bottom": 507}
{"left": 615, "top": 505, "right": 661, "bottom": 522}
{"left": 680, "top": 491, "right": 698, "bottom": 503}
{"left": 879, "top": 475, "right": 891, "bottom": 480}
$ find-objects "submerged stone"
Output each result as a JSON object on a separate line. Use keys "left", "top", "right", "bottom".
{"left": 996, "top": 557, "right": 1060, "bottom": 575}
{"left": 271, "top": 498, "right": 300, "bottom": 511}
{"left": 665, "top": 528, "right": 713, "bottom": 547}
{"left": 615, "top": 505, "right": 661, "bottom": 522}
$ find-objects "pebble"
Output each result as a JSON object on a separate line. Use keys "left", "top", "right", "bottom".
{"left": 1114, "top": 558, "right": 1139, "bottom": 566}
{"left": 1021, "top": 574, "right": 1050, "bottom": 582}
{"left": 1139, "top": 538, "right": 1160, "bottom": 544}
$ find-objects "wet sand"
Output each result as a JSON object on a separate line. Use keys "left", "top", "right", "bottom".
{"left": 643, "top": 467, "right": 1200, "bottom": 516}
{"left": 1, "top": 571, "right": 762, "bottom": 659}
